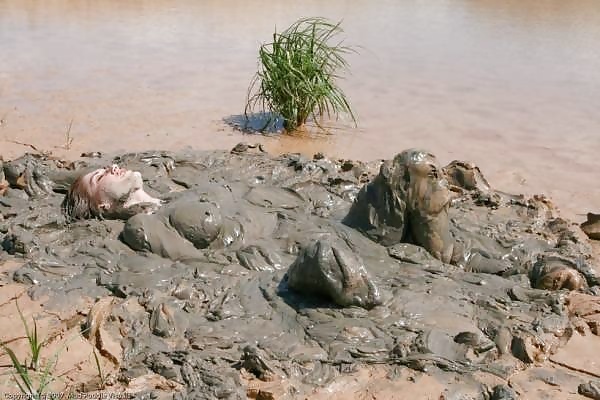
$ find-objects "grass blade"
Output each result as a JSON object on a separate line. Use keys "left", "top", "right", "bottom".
{"left": 2, "top": 345, "right": 35, "bottom": 395}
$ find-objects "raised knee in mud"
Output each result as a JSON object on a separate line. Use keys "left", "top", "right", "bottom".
{"left": 286, "top": 239, "right": 381, "bottom": 309}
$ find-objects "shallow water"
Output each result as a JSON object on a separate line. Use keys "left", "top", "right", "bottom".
{"left": 1, "top": 0, "right": 600, "bottom": 220}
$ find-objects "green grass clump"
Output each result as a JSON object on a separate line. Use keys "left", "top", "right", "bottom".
{"left": 245, "top": 17, "right": 357, "bottom": 132}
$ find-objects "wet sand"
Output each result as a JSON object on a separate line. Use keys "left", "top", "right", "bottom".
{"left": 1, "top": 0, "right": 600, "bottom": 222}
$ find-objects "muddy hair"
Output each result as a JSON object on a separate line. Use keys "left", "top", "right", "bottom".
{"left": 61, "top": 175, "right": 99, "bottom": 221}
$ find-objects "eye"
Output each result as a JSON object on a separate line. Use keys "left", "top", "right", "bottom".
{"left": 95, "top": 170, "right": 108, "bottom": 182}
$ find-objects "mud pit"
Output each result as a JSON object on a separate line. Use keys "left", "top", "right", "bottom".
{"left": 2, "top": 147, "right": 600, "bottom": 399}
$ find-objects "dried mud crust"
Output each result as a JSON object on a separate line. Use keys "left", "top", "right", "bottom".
{"left": 1, "top": 147, "right": 600, "bottom": 399}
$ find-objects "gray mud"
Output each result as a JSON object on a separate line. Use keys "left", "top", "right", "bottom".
{"left": 1, "top": 147, "right": 599, "bottom": 399}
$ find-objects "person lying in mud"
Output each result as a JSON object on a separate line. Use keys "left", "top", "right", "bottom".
{"left": 344, "top": 148, "right": 594, "bottom": 291}
{"left": 62, "top": 164, "right": 161, "bottom": 221}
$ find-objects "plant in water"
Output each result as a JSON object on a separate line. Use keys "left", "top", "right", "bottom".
{"left": 245, "top": 17, "right": 357, "bottom": 132}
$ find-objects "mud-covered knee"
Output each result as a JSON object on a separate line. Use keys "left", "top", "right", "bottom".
{"left": 286, "top": 239, "right": 381, "bottom": 309}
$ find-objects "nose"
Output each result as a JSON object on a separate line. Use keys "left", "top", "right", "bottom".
{"left": 110, "top": 164, "right": 119, "bottom": 174}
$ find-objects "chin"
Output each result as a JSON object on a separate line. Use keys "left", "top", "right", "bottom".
{"left": 126, "top": 170, "right": 144, "bottom": 190}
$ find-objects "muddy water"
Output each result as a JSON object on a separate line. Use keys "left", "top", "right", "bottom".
{"left": 1, "top": 0, "right": 600, "bottom": 220}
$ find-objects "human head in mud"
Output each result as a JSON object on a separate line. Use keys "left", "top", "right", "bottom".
{"left": 62, "top": 164, "right": 161, "bottom": 220}
{"left": 344, "top": 149, "right": 458, "bottom": 263}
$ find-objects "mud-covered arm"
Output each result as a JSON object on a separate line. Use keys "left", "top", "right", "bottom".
{"left": 423, "top": 181, "right": 453, "bottom": 215}
{"left": 409, "top": 179, "right": 452, "bottom": 215}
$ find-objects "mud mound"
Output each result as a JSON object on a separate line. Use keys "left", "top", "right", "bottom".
{"left": 1, "top": 147, "right": 599, "bottom": 399}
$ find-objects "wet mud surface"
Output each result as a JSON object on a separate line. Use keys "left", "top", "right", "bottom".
{"left": 2, "top": 147, "right": 600, "bottom": 399}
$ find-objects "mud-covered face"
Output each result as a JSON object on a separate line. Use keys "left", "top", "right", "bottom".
{"left": 63, "top": 164, "right": 160, "bottom": 220}
{"left": 412, "top": 160, "right": 442, "bottom": 184}
{"left": 84, "top": 164, "right": 143, "bottom": 209}
{"left": 400, "top": 150, "right": 451, "bottom": 215}
{"left": 405, "top": 152, "right": 442, "bottom": 181}
{"left": 538, "top": 266, "right": 586, "bottom": 291}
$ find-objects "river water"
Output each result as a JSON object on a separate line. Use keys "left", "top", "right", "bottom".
{"left": 1, "top": 0, "right": 599, "bottom": 220}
